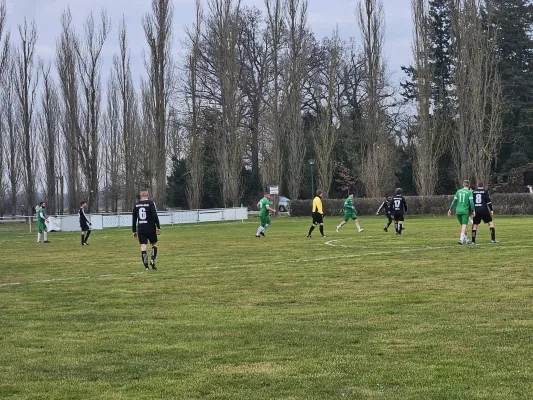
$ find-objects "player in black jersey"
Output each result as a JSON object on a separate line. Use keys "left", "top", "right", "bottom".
{"left": 78, "top": 201, "right": 92, "bottom": 245}
{"left": 391, "top": 188, "right": 408, "bottom": 235}
{"left": 471, "top": 182, "right": 498, "bottom": 244}
{"left": 376, "top": 196, "right": 393, "bottom": 232}
{"left": 132, "top": 191, "right": 161, "bottom": 270}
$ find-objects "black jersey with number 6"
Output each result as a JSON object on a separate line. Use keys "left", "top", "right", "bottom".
{"left": 132, "top": 200, "right": 161, "bottom": 234}
{"left": 472, "top": 189, "right": 493, "bottom": 213}
{"left": 391, "top": 195, "right": 408, "bottom": 215}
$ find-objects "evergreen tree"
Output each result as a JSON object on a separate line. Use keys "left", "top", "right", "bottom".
{"left": 488, "top": 0, "right": 533, "bottom": 171}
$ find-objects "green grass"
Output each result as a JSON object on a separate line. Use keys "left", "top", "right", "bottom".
{"left": 1, "top": 215, "right": 532, "bottom": 399}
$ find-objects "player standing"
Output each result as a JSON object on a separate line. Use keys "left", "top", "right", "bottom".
{"left": 36, "top": 202, "right": 50, "bottom": 243}
{"left": 307, "top": 190, "right": 326, "bottom": 238}
{"left": 336, "top": 193, "right": 363, "bottom": 233}
{"left": 132, "top": 191, "right": 161, "bottom": 271}
{"left": 376, "top": 196, "right": 393, "bottom": 232}
{"left": 256, "top": 193, "right": 276, "bottom": 237}
{"left": 471, "top": 182, "right": 498, "bottom": 244}
{"left": 448, "top": 180, "right": 475, "bottom": 245}
{"left": 391, "top": 189, "right": 408, "bottom": 235}
{"left": 78, "top": 201, "right": 92, "bottom": 246}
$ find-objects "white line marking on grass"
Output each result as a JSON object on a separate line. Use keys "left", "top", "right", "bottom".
{"left": 0, "top": 271, "right": 147, "bottom": 288}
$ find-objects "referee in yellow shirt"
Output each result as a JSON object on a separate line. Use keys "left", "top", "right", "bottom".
{"left": 307, "top": 190, "right": 326, "bottom": 238}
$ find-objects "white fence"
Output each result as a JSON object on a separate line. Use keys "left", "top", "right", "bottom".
{"left": 44, "top": 207, "right": 248, "bottom": 232}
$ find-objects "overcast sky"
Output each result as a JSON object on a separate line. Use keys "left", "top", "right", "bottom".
{"left": 4, "top": 0, "right": 413, "bottom": 86}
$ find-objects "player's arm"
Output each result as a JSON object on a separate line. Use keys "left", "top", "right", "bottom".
{"left": 376, "top": 202, "right": 384, "bottom": 215}
{"left": 40, "top": 210, "right": 48, "bottom": 223}
{"left": 486, "top": 192, "right": 494, "bottom": 215}
{"left": 152, "top": 202, "right": 161, "bottom": 234}
{"left": 132, "top": 207, "right": 138, "bottom": 237}
{"left": 469, "top": 195, "right": 475, "bottom": 216}
{"left": 403, "top": 199, "right": 408, "bottom": 213}
{"left": 448, "top": 196, "right": 457, "bottom": 216}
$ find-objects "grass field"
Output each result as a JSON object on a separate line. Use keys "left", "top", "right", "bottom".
{"left": 1, "top": 215, "right": 533, "bottom": 399}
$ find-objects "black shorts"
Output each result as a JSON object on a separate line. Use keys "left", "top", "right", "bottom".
{"left": 393, "top": 213, "right": 404, "bottom": 222}
{"left": 80, "top": 223, "right": 90, "bottom": 232}
{"left": 385, "top": 213, "right": 393, "bottom": 221}
{"left": 473, "top": 212, "right": 492, "bottom": 225}
{"left": 312, "top": 212, "right": 324, "bottom": 224}
{"left": 138, "top": 232, "right": 158, "bottom": 245}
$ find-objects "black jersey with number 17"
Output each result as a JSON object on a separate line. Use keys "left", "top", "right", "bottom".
{"left": 391, "top": 195, "right": 408, "bottom": 215}
{"left": 132, "top": 200, "right": 161, "bottom": 234}
{"left": 472, "top": 189, "right": 493, "bottom": 213}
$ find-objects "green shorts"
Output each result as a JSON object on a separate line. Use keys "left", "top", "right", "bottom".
{"left": 38, "top": 222, "right": 47, "bottom": 232}
{"left": 344, "top": 211, "right": 357, "bottom": 222}
{"left": 456, "top": 214, "right": 469, "bottom": 225}
{"left": 260, "top": 215, "right": 271, "bottom": 228}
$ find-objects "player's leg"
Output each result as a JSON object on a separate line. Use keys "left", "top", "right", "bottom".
{"left": 85, "top": 228, "right": 91, "bottom": 244}
{"left": 354, "top": 217, "right": 363, "bottom": 232}
{"left": 308, "top": 214, "right": 318, "bottom": 237}
{"left": 139, "top": 234, "right": 149, "bottom": 270}
{"left": 336, "top": 216, "right": 348, "bottom": 232}
{"left": 488, "top": 220, "right": 498, "bottom": 243}
{"left": 37, "top": 229, "right": 42, "bottom": 243}
{"left": 384, "top": 215, "right": 392, "bottom": 231}
{"left": 81, "top": 230, "right": 87, "bottom": 245}
{"left": 150, "top": 241, "right": 158, "bottom": 269}
{"left": 261, "top": 216, "right": 271, "bottom": 236}
{"left": 43, "top": 228, "right": 50, "bottom": 243}
{"left": 256, "top": 216, "right": 266, "bottom": 237}
{"left": 397, "top": 221, "right": 403, "bottom": 235}
{"left": 471, "top": 224, "right": 478, "bottom": 244}
{"left": 319, "top": 222, "right": 326, "bottom": 237}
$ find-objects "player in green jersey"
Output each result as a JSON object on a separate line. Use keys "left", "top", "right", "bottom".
{"left": 256, "top": 193, "right": 276, "bottom": 237}
{"left": 336, "top": 193, "right": 363, "bottom": 233}
{"left": 448, "top": 180, "right": 475, "bottom": 245}
{"left": 36, "top": 202, "right": 50, "bottom": 243}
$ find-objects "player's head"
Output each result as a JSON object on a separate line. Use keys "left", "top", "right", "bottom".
{"left": 386, "top": 195, "right": 392, "bottom": 201}
{"left": 264, "top": 192, "right": 270, "bottom": 198}
{"left": 316, "top": 190, "right": 323, "bottom": 198}
{"left": 39, "top": 201, "right": 46, "bottom": 208}
{"left": 463, "top": 180, "right": 470, "bottom": 188}
{"left": 80, "top": 201, "right": 87, "bottom": 208}
{"left": 395, "top": 188, "right": 402, "bottom": 195}
{"left": 476, "top": 182, "right": 484, "bottom": 189}
{"left": 140, "top": 190, "right": 149, "bottom": 200}
{"left": 349, "top": 192, "right": 354, "bottom": 198}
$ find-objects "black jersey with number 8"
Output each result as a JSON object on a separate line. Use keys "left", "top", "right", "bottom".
{"left": 132, "top": 200, "right": 161, "bottom": 234}
{"left": 472, "top": 189, "right": 493, "bottom": 213}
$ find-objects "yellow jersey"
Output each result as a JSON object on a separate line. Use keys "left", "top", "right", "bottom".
{"left": 312, "top": 196, "right": 323, "bottom": 214}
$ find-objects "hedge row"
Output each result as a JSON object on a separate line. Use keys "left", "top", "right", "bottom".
{"left": 289, "top": 193, "right": 533, "bottom": 217}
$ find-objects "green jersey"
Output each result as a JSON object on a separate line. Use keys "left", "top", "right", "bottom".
{"left": 452, "top": 188, "right": 473, "bottom": 214}
{"left": 344, "top": 197, "right": 355, "bottom": 212}
{"left": 37, "top": 207, "right": 47, "bottom": 223}
{"left": 258, "top": 197, "right": 270, "bottom": 217}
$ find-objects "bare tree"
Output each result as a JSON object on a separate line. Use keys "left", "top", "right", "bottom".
{"left": 357, "top": 0, "right": 395, "bottom": 197}
{"left": 142, "top": 0, "right": 173, "bottom": 209}
{"left": 184, "top": 0, "right": 205, "bottom": 209}
{"left": 201, "top": 0, "right": 246, "bottom": 207}
{"left": 38, "top": 62, "right": 60, "bottom": 214}
{"left": 411, "top": 0, "right": 445, "bottom": 195}
{"left": 74, "top": 10, "right": 110, "bottom": 212}
{"left": 13, "top": 19, "right": 40, "bottom": 215}
{"left": 284, "top": 0, "right": 309, "bottom": 200}
{"left": 0, "top": 0, "right": 9, "bottom": 214}
{"left": 452, "top": 0, "right": 502, "bottom": 184}
{"left": 113, "top": 18, "right": 139, "bottom": 210}
{"left": 262, "top": 0, "right": 284, "bottom": 192}
{"left": 312, "top": 31, "right": 341, "bottom": 197}
{"left": 56, "top": 9, "right": 81, "bottom": 214}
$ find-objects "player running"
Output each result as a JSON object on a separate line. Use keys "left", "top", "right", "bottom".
{"left": 78, "top": 201, "right": 92, "bottom": 246}
{"left": 448, "top": 180, "right": 475, "bottom": 245}
{"left": 307, "top": 190, "right": 326, "bottom": 238}
{"left": 36, "top": 202, "right": 50, "bottom": 243}
{"left": 391, "top": 189, "right": 408, "bottom": 235}
{"left": 132, "top": 191, "right": 161, "bottom": 271}
{"left": 336, "top": 193, "right": 363, "bottom": 233}
{"left": 256, "top": 193, "right": 276, "bottom": 237}
{"left": 376, "top": 196, "right": 393, "bottom": 232}
{"left": 471, "top": 182, "right": 498, "bottom": 244}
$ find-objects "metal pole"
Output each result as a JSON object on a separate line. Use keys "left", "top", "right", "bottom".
{"left": 311, "top": 164, "right": 314, "bottom": 198}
